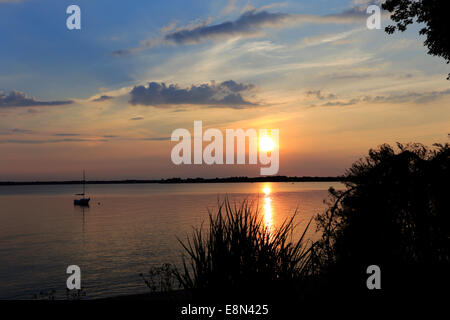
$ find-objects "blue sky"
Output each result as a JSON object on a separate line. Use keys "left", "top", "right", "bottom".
{"left": 0, "top": 0, "right": 369, "bottom": 98}
{"left": 0, "top": 0, "right": 449, "bottom": 180}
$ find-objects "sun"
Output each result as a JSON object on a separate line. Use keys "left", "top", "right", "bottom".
{"left": 259, "top": 135, "right": 275, "bottom": 152}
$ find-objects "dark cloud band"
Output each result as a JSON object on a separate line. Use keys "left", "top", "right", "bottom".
{"left": 0, "top": 91, "right": 73, "bottom": 107}
{"left": 129, "top": 80, "right": 256, "bottom": 107}
{"left": 165, "top": 9, "right": 290, "bottom": 44}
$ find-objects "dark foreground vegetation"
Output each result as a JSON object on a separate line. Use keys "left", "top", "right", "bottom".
{"left": 139, "top": 142, "right": 449, "bottom": 312}
{"left": 174, "top": 200, "right": 314, "bottom": 302}
{"left": 313, "top": 143, "right": 449, "bottom": 302}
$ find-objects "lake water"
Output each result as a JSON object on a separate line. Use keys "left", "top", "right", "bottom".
{"left": 0, "top": 182, "right": 344, "bottom": 299}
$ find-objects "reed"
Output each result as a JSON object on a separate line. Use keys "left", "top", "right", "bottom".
{"left": 174, "top": 198, "right": 315, "bottom": 299}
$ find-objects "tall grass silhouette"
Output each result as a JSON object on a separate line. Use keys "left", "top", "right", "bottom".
{"left": 174, "top": 198, "right": 315, "bottom": 300}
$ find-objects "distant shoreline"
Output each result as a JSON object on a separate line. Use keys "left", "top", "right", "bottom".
{"left": 0, "top": 176, "right": 344, "bottom": 186}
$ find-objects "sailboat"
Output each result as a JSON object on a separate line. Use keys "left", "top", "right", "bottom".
{"left": 74, "top": 170, "right": 90, "bottom": 206}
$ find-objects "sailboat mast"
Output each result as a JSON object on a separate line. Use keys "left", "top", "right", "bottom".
{"left": 83, "top": 170, "right": 85, "bottom": 195}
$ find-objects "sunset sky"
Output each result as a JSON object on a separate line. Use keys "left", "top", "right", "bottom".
{"left": 1, "top": 0, "right": 449, "bottom": 180}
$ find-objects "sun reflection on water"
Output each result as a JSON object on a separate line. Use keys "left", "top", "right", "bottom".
{"left": 262, "top": 184, "right": 273, "bottom": 231}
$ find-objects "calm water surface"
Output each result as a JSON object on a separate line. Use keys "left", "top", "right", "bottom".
{"left": 0, "top": 182, "right": 344, "bottom": 299}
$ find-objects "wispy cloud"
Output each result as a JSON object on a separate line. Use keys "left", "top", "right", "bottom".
{"left": 164, "top": 9, "right": 290, "bottom": 45}
{"left": 53, "top": 133, "right": 81, "bottom": 137}
{"left": 221, "top": 0, "right": 238, "bottom": 15}
{"left": 11, "top": 128, "right": 33, "bottom": 134}
{"left": 306, "top": 90, "right": 337, "bottom": 100}
{"left": 0, "top": 91, "right": 73, "bottom": 107}
{"left": 322, "top": 99, "right": 360, "bottom": 107}
{"left": 317, "top": 0, "right": 385, "bottom": 23}
{"left": 92, "top": 95, "right": 114, "bottom": 102}
{"left": 309, "top": 88, "right": 450, "bottom": 107}
{"left": 168, "top": 3, "right": 379, "bottom": 45}
{"left": 0, "top": 138, "right": 108, "bottom": 144}
{"left": 369, "top": 89, "right": 450, "bottom": 104}
{"left": 142, "top": 136, "right": 171, "bottom": 141}
{"left": 112, "top": 9, "right": 288, "bottom": 56}
{"left": 113, "top": 2, "right": 385, "bottom": 56}
{"left": 300, "top": 28, "right": 362, "bottom": 48}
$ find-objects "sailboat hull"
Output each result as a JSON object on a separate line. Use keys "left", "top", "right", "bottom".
{"left": 74, "top": 198, "right": 90, "bottom": 206}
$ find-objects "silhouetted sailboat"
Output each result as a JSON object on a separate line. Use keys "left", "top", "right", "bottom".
{"left": 74, "top": 170, "right": 90, "bottom": 206}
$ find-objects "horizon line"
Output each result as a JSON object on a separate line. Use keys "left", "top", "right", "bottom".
{"left": 0, "top": 175, "right": 345, "bottom": 186}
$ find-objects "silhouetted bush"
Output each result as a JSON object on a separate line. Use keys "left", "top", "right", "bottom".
{"left": 315, "top": 143, "right": 449, "bottom": 298}
{"left": 174, "top": 198, "right": 315, "bottom": 301}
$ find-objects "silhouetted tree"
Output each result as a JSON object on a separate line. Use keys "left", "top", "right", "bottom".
{"left": 382, "top": 0, "right": 450, "bottom": 79}
{"left": 315, "top": 143, "right": 449, "bottom": 300}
